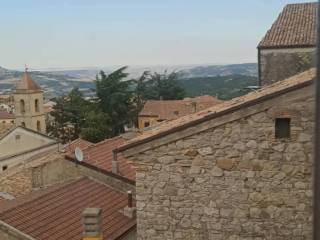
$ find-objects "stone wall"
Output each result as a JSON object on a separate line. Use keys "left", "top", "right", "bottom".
{"left": 126, "top": 85, "right": 314, "bottom": 239}
{"left": 119, "top": 229, "right": 137, "bottom": 240}
{"left": 259, "top": 47, "right": 315, "bottom": 86}
{"left": 0, "top": 151, "right": 135, "bottom": 198}
{"left": 0, "top": 152, "right": 79, "bottom": 197}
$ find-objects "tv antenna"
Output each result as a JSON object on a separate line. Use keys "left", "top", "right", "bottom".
{"left": 75, "top": 147, "right": 84, "bottom": 162}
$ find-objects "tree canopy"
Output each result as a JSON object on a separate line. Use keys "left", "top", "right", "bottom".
{"left": 48, "top": 67, "right": 186, "bottom": 143}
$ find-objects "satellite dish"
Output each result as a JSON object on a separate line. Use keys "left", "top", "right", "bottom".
{"left": 75, "top": 147, "right": 84, "bottom": 162}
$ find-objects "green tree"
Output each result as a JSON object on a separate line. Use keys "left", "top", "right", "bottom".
{"left": 80, "top": 109, "right": 111, "bottom": 143}
{"left": 144, "top": 71, "right": 185, "bottom": 100}
{"left": 47, "top": 87, "right": 89, "bottom": 143}
{"left": 95, "top": 67, "right": 133, "bottom": 136}
{"left": 130, "top": 71, "right": 150, "bottom": 127}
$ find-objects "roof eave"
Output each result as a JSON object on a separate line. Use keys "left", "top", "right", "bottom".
{"left": 257, "top": 44, "right": 316, "bottom": 50}
{"left": 116, "top": 78, "right": 314, "bottom": 153}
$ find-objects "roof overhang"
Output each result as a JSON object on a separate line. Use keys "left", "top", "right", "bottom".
{"left": 116, "top": 77, "right": 314, "bottom": 155}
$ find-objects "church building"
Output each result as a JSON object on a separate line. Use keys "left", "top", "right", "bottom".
{"left": 13, "top": 69, "right": 46, "bottom": 133}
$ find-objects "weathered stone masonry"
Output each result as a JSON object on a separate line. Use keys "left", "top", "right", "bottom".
{"left": 124, "top": 84, "right": 314, "bottom": 240}
{"left": 259, "top": 48, "right": 315, "bottom": 86}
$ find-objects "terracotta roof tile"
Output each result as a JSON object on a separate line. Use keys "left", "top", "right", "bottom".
{"left": 0, "top": 177, "right": 136, "bottom": 240}
{"left": 67, "top": 137, "right": 136, "bottom": 181}
{"left": 16, "top": 72, "right": 41, "bottom": 91}
{"left": 118, "top": 68, "right": 315, "bottom": 151}
{"left": 64, "top": 138, "right": 93, "bottom": 155}
{"left": 140, "top": 96, "right": 223, "bottom": 120}
{"left": 0, "top": 111, "right": 15, "bottom": 120}
{"left": 258, "top": 2, "right": 317, "bottom": 48}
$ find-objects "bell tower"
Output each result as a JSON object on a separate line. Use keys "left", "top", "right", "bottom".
{"left": 13, "top": 68, "right": 46, "bottom": 133}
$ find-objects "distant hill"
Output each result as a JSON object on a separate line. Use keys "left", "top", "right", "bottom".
{"left": 0, "top": 66, "right": 95, "bottom": 99}
{"left": 0, "top": 63, "right": 258, "bottom": 100}
{"left": 180, "top": 74, "right": 258, "bottom": 100}
{"left": 179, "top": 63, "right": 257, "bottom": 78}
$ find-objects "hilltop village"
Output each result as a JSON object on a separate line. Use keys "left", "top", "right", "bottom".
{"left": 0, "top": 2, "right": 317, "bottom": 240}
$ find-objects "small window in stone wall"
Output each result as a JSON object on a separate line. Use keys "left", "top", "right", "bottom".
{"left": 15, "top": 135, "right": 21, "bottom": 140}
{"left": 2, "top": 165, "right": 7, "bottom": 171}
{"left": 144, "top": 122, "right": 150, "bottom": 128}
{"left": 275, "top": 118, "right": 291, "bottom": 139}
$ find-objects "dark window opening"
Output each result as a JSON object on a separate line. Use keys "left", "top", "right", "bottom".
{"left": 20, "top": 99, "right": 25, "bottom": 114}
{"left": 275, "top": 118, "right": 291, "bottom": 139}
{"left": 15, "top": 135, "right": 21, "bottom": 140}
{"left": 2, "top": 165, "right": 7, "bottom": 171}
{"left": 21, "top": 122, "right": 26, "bottom": 127}
{"left": 144, "top": 122, "right": 150, "bottom": 128}
{"left": 37, "top": 121, "right": 41, "bottom": 132}
{"left": 35, "top": 99, "right": 39, "bottom": 112}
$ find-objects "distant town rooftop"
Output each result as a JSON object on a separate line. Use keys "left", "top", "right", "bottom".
{"left": 140, "top": 95, "right": 223, "bottom": 120}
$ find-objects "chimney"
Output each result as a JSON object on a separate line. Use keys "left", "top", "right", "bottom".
{"left": 82, "top": 208, "right": 103, "bottom": 240}
{"left": 112, "top": 151, "right": 119, "bottom": 174}
{"left": 123, "top": 191, "right": 136, "bottom": 218}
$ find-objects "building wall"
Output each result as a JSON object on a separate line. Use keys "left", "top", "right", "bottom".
{"left": 0, "top": 128, "right": 56, "bottom": 159}
{"left": 0, "top": 119, "right": 14, "bottom": 126}
{"left": 119, "top": 229, "right": 137, "bottom": 240}
{"left": 0, "top": 152, "right": 135, "bottom": 198}
{"left": 0, "top": 152, "right": 79, "bottom": 197}
{"left": 259, "top": 47, "right": 315, "bottom": 86}
{"left": 0, "top": 143, "right": 58, "bottom": 172}
{"left": 138, "top": 116, "right": 161, "bottom": 129}
{"left": 14, "top": 92, "right": 46, "bottom": 133}
{"left": 127, "top": 85, "right": 314, "bottom": 239}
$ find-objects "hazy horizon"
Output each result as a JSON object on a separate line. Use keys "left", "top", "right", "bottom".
{"left": 1, "top": 0, "right": 312, "bottom": 69}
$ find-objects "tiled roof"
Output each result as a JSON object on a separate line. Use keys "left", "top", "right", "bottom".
{"left": 16, "top": 71, "right": 41, "bottom": 91}
{"left": 118, "top": 68, "right": 315, "bottom": 152}
{"left": 64, "top": 138, "right": 93, "bottom": 154}
{"left": 258, "top": 2, "right": 317, "bottom": 48}
{"left": 67, "top": 137, "right": 136, "bottom": 181}
{"left": 0, "top": 111, "right": 15, "bottom": 120}
{"left": 139, "top": 95, "right": 222, "bottom": 120}
{"left": 0, "top": 177, "right": 136, "bottom": 240}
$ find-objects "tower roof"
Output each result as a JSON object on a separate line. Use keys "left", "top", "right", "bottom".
{"left": 16, "top": 71, "right": 41, "bottom": 91}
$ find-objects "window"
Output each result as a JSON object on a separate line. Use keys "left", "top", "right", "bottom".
{"left": 15, "top": 135, "right": 21, "bottom": 140}
{"left": 2, "top": 165, "right": 7, "bottom": 171}
{"left": 144, "top": 122, "right": 150, "bottom": 128}
{"left": 275, "top": 118, "right": 291, "bottom": 139}
{"left": 35, "top": 99, "right": 39, "bottom": 112}
{"left": 21, "top": 122, "right": 26, "bottom": 127}
{"left": 37, "top": 121, "right": 41, "bottom": 131}
{"left": 20, "top": 99, "right": 25, "bottom": 114}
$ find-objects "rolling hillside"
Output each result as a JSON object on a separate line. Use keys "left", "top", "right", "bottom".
{"left": 180, "top": 74, "right": 258, "bottom": 100}
{"left": 0, "top": 63, "right": 258, "bottom": 100}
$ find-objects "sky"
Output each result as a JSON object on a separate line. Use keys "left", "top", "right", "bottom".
{"left": 0, "top": 0, "right": 314, "bottom": 70}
